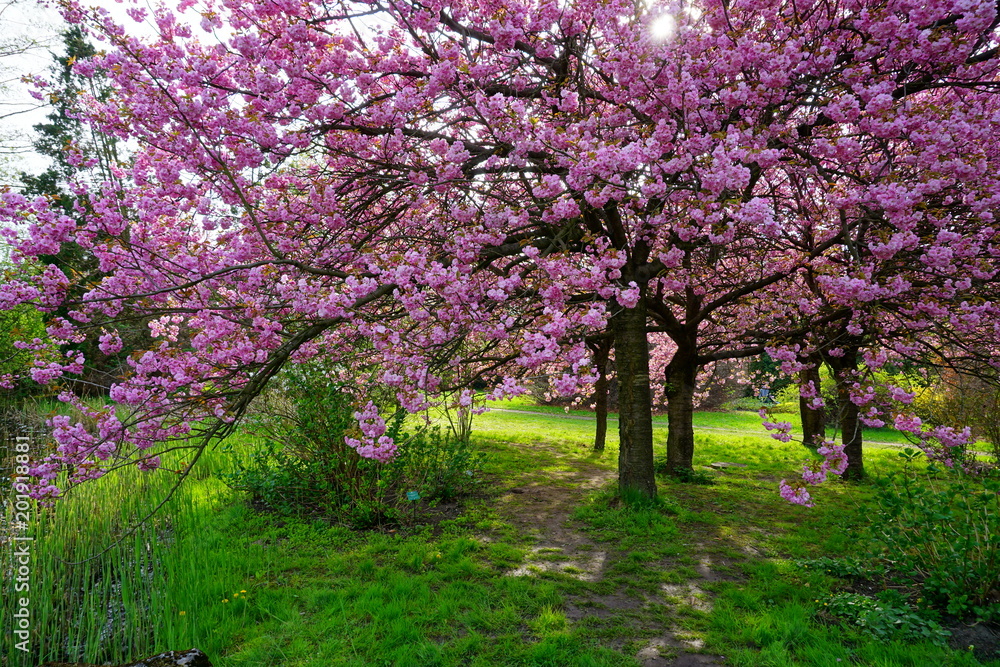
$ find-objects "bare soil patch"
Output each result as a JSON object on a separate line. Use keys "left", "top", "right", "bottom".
{"left": 496, "top": 446, "right": 728, "bottom": 666}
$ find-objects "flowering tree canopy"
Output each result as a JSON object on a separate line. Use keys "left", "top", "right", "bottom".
{"left": 2, "top": 0, "right": 1000, "bottom": 502}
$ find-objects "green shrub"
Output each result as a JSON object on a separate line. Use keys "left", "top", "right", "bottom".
{"left": 226, "top": 426, "right": 485, "bottom": 528}
{"left": 0, "top": 303, "right": 47, "bottom": 398}
{"left": 390, "top": 426, "right": 485, "bottom": 502}
{"left": 867, "top": 462, "right": 1000, "bottom": 620}
{"left": 222, "top": 440, "right": 333, "bottom": 516}
{"left": 913, "top": 369, "right": 1000, "bottom": 463}
{"left": 724, "top": 396, "right": 770, "bottom": 412}
{"left": 225, "top": 365, "right": 484, "bottom": 527}
{"left": 771, "top": 401, "right": 799, "bottom": 415}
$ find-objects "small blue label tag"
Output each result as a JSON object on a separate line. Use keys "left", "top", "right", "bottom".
{"left": 406, "top": 491, "right": 420, "bottom": 501}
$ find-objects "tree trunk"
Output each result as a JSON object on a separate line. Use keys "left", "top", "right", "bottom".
{"left": 799, "top": 358, "right": 825, "bottom": 448}
{"left": 611, "top": 295, "right": 657, "bottom": 498}
{"left": 589, "top": 337, "right": 612, "bottom": 452}
{"left": 828, "top": 347, "right": 864, "bottom": 480}
{"left": 664, "top": 345, "right": 698, "bottom": 477}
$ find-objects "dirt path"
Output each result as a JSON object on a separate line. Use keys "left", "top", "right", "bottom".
{"left": 495, "top": 448, "right": 728, "bottom": 667}
{"left": 500, "top": 462, "right": 611, "bottom": 582}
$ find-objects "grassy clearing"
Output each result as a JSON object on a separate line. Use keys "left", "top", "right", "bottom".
{"left": 5, "top": 409, "right": 997, "bottom": 666}
{"left": 484, "top": 396, "right": 929, "bottom": 448}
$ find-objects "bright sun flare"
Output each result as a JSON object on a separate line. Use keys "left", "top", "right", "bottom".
{"left": 650, "top": 13, "right": 677, "bottom": 40}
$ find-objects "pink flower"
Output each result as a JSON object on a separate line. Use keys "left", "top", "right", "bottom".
{"left": 617, "top": 282, "right": 641, "bottom": 308}
{"left": 779, "top": 480, "right": 814, "bottom": 508}
{"left": 888, "top": 386, "right": 915, "bottom": 404}
{"left": 894, "top": 413, "right": 922, "bottom": 434}
{"left": 345, "top": 401, "right": 397, "bottom": 462}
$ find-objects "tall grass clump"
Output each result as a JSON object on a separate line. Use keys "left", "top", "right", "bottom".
{"left": 1, "top": 439, "right": 262, "bottom": 667}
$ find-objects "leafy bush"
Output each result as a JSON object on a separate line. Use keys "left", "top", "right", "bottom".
{"left": 391, "top": 426, "right": 485, "bottom": 501}
{"left": 225, "top": 364, "right": 484, "bottom": 527}
{"left": 223, "top": 440, "right": 333, "bottom": 516}
{"left": 771, "top": 401, "right": 800, "bottom": 415}
{"left": 868, "top": 463, "right": 1000, "bottom": 620}
{"left": 822, "top": 592, "right": 950, "bottom": 646}
{"left": 225, "top": 426, "right": 484, "bottom": 527}
{"left": 724, "top": 396, "right": 770, "bottom": 412}
{"left": 913, "top": 369, "right": 1000, "bottom": 462}
{"left": 0, "top": 303, "right": 47, "bottom": 397}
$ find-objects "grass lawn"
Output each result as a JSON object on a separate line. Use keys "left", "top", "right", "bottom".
{"left": 483, "top": 396, "right": 919, "bottom": 447}
{"left": 6, "top": 408, "right": 997, "bottom": 667}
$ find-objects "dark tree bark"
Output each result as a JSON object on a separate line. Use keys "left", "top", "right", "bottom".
{"left": 799, "top": 356, "right": 826, "bottom": 448}
{"left": 664, "top": 342, "right": 698, "bottom": 476}
{"left": 588, "top": 336, "right": 612, "bottom": 452}
{"left": 611, "top": 294, "right": 657, "bottom": 498}
{"left": 827, "top": 346, "right": 864, "bottom": 480}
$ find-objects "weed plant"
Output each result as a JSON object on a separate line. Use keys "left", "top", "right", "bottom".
{"left": 795, "top": 556, "right": 885, "bottom": 579}
{"left": 822, "top": 592, "right": 951, "bottom": 646}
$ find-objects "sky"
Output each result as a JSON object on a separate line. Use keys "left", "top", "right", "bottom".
{"left": 1, "top": 0, "right": 66, "bottom": 179}
{"left": 0, "top": 0, "right": 171, "bottom": 181}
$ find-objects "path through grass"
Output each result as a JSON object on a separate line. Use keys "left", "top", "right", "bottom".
{"left": 204, "top": 417, "right": 997, "bottom": 665}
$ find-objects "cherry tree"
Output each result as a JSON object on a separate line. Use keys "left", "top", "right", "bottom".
{"left": 765, "top": 76, "right": 1000, "bottom": 485}
{"left": 595, "top": 0, "right": 1000, "bottom": 479}
{"left": 2, "top": 0, "right": 1000, "bottom": 503}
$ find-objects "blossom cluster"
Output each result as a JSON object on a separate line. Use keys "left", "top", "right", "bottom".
{"left": 780, "top": 441, "right": 850, "bottom": 508}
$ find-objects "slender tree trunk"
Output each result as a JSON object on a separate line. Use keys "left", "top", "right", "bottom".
{"left": 664, "top": 345, "right": 698, "bottom": 476}
{"left": 589, "top": 337, "right": 612, "bottom": 452}
{"left": 828, "top": 347, "right": 864, "bottom": 480}
{"left": 799, "top": 358, "right": 825, "bottom": 448}
{"left": 611, "top": 295, "right": 657, "bottom": 498}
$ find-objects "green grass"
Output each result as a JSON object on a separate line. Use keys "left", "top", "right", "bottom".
{"left": 1, "top": 436, "right": 270, "bottom": 666}
{"left": 5, "top": 406, "right": 997, "bottom": 666}
{"left": 484, "top": 397, "right": 926, "bottom": 448}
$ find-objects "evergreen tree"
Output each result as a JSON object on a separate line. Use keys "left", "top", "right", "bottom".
{"left": 18, "top": 28, "right": 140, "bottom": 396}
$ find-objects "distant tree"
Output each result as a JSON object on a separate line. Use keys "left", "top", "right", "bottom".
{"left": 0, "top": 300, "right": 45, "bottom": 389}
{"left": 586, "top": 334, "right": 612, "bottom": 452}
{"left": 17, "top": 28, "right": 140, "bottom": 395}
